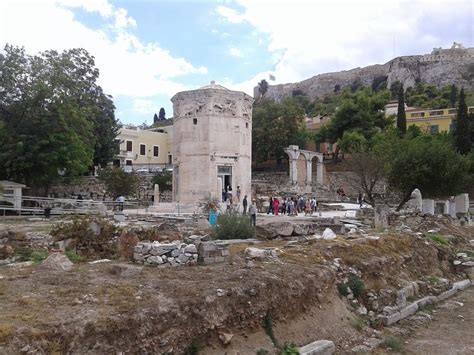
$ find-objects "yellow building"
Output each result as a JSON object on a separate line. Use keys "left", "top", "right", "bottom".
{"left": 115, "top": 125, "right": 173, "bottom": 171}
{"left": 406, "top": 106, "right": 474, "bottom": 134}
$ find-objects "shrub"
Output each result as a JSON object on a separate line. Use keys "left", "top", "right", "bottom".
{"left": 51, "top": 217, "right": 120, "bottom": 259}
{"left": 65, "top": 250, "right": 85, "bottom": 263}
{"left": 15, "top": 249, "right": 48, "bottom": 264}
{"left": 152, "top": 171, "right": 172, "bottom": 192}
{"left": 426, "top": 234, "right": 449, "bottom": 246}
{"left": 256, "top": 350, "right": 270, "bottom": 355}
{"left": 212, "top": 212, "right": 255, "bottom": 240}
{"left": 280, "top": 343, "right": 299, "bottom": 355}
{"left": 263, "top": 311, "right": 278, "bottom": 347}
{"left": 383, "top": 336, "right": 403, "bottom": 352}
{"left": 337, "top": 274, "right": 365, "bottom": 298}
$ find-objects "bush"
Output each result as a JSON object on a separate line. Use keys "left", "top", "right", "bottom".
{"left": 280, "top": 343, "right": 299, "bottom": 355}
{"left": 212, "top": 212, "right": 255, "bottom": 240}
{"left": 152, "top": 171, "right": 172, "bottom": 192}
{"left": 51, "top": 217, "right": 120, "bottom": 259}
{"left": 263, "top": 311, "right": 278, "bottom": 347}
{"left": 337, "top": 274, "right": 365, "bottom": 298}
{"left": 383, "top": 336, "right": 403, "bottom": 352}
{"left": 15, "top": 249, "right": 48, "bottom": 264}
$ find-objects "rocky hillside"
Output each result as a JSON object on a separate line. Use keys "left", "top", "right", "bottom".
{"left": 257, "top": 45, "right": 474, "bottom": 101}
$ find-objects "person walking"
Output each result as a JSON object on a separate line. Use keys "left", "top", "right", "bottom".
{"left": 236, "top": 185, "right": 241, "bottom": 202}
{"left": 273, "top": 197, "right": 280, "bottom": 216}
{"left": 116, "top": 195, "right": 125, "bottom": 211}
{"left": 242, "top": 195, "right": 248, "bottom": 215}
{"left": 249, "top": 200, "right": 257, "bottom": 226}
{"left": 267, "top": 197, "right": 274, "bottom": 214}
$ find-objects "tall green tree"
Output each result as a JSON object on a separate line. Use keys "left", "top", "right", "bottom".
{"left": 449, "top": 84, "right": 458, "bottom": 108}
{"left": 0, "top": 45, "right": 118, "bottom": 192}
{"left": 252, "top": 97, "right": 305, "bottom": 162}
{"left": 453, "top": 88, "right": 472, "bottom": 154}
{"left": 159, "top": 107, "right": 166, "bottom": 120}
{"left": 98, "top": 168, "right": 139, "bottom": 198}
{"left": 258, "top": 79, "right": 269, "bottom": 97}
{"left": 396, "top": 85, "right": 406, "bottom": 134}
{"left": 315, "top": 88, "right": 390, "bottom": 161}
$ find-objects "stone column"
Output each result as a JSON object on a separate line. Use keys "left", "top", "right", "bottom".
{"left": 153, "top": 184, "right": 160, "bottom": 206}
{"left": 455, "top": 193, "right": 469, "bottom": 214}
{"left": 284, "top": 145, "right": 300, "bottom": 184}
{"left": 422, "top": 199, "right": 434, "bottom": 215}
{"left": 217, "top": 177, "right": 223, "bottom": 201}
{"left": 316, "top": 159, "right": 324, "bottom": 185}
{"left": 305, "top": 158, "right": 312, "bottom": 184}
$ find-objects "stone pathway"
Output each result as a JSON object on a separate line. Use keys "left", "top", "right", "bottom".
{"left": 403, "top": 286, "right": 474, "bottom": 354}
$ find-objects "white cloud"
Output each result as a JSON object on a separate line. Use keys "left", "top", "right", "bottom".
{"left": 132, "top": 98, "right": 158, "bottom": 115}
{"left": 218, "top": 0, "right": 473, "bottom": 87}
{"left": 228, "top": 46, "right": 244, "bottom": 57}
{"left": 216, "top": 5, "right": 245, "bottom": 23}
{"left": 0, "top": 0, "right": 207, "bottom": 99}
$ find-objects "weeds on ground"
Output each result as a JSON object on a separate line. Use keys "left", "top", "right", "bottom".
{"left": 184, "top": 341, "right": 200, "bottom": 355}
{"left": 256, "top": 350, "right": 270, "bottom": 355}
{"left": 425, "top": 234, "right": 449, "bottom": 246}
{"left": 350, "top": 318, "right": 365, "bottom": 332}
{"left": 65, "top": 250, "right": 84, "bottom": 263}
{"left": 280, "top": 343, "right": 299, "bottom": 355}
{"left": 369, "top": 318, "right": 383, "bottom": 330}
{"left": 212, "top": 212, "right": 255, "bottom": 240}
{"left": 263, "top": 310, "right": 278, "bottom": 347}
{"left": 418, "top": 303, "right": 435, "bottom": 313}
{"left": 337, "top": 274, "right": 365, "bottom": 298}
{"left": 14, "top": 248, "right": 48, "bottom": 264}
{"left": 383, "top": 336, "right": 403, "bottom": 352}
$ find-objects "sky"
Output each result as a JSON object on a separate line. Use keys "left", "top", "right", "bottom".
{"left": 0, "top": 0, "right": 473, "bottom": 125}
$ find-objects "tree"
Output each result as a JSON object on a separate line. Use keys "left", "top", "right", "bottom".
{"left": 449, "top": 84, "right": 458, "bottom": 108}
{"left": 375, "top": 131, "right": 472, "bottom": 210}
{"left": 152, "top": 171, "right": 172, "bottom": 191}
{"left": 252, "top": 97, "right": 305, "bottom": 162}
{"left": 315, "top": 88, "right": 390, "bottom": 162}
{"left": 153, "top": 113, "right": 159, "bottom": 124}
{"left": 159, "top": 107, "right": 166, "bottom": 120}
{"left": 0, "top": 45, "right": 118, "bottom": 192}
{"left": 389, "top": 80, "right": 402, "bottom": 100}
{"left": 98, "top": 168, "right": 139, "bottom": 198}
{"left": 397, "top": 85, "right": 406, "bottom": 134}
{"left": 453, "top": 88, "right": 472, "bottom": 154}
{"left": 258, "top": 79, "right": 269, "bottom": 96}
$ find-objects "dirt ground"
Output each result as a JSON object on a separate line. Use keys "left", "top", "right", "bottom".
{"left": 401, "top": 286, "right": 474, "bottom": 354}
{"left": 0, "top": 216, "right": 473, "bottom": 354}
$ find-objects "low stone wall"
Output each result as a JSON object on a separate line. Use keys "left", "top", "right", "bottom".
{"left": 133, "top": 239, "right": 230, "bottom": 266}
{"left": 134, "top": 241, "right": 198, "bottom": 266}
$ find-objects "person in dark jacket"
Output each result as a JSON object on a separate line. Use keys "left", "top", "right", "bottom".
{"left": 242, "top": 195, "right": 248, "bottom": 215}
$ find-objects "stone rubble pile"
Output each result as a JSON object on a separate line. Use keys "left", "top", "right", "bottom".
{"left": 133, "top": 237, "right": 231, "bottom": 266}
{"left": 453, "top": 251, "right": 474, "bottom": 267}
{"left": 134, "top": 241, "right": 198, "bottom": 266}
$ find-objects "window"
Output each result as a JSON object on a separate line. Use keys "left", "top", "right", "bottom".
{"left": 126, "top": 140, "right": 133, "bottom": 152}
{"left": 316, "top": 142, "right": 321, "bottom": 152}
{"left": 168, "top": 154, "right": 172, "bottom": 165}
{"left": 411, "top": 112, "right": 425, "bottom": 118}
{"left": 140, "top": 144, "right": 146, "bottom": 155}
{"left": 429, "top": 110, "right": 443, "bottom": 116}
{"left": 469, "top": 107, "right": 474, "bottom": 114}
{"left": 153, "top": 146, "right": 159, "bottom": 157}
{"left": 125, "top": 160, "right": 132, "bottom": 166}
{"left": 448, "top": 109, "right": 457, "bottom": 115}
{"left": 430, "top": 125, "right": 439, "bottom": 134}
{"left": 193, "top": 118, "right": 197, "bottom": 125}
{"left": 245, "top": 122, "right": 249, "bottom": 128}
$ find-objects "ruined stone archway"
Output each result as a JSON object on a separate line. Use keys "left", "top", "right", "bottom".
{"left": 284, "top": 145, "right": 324, "bottom": 185}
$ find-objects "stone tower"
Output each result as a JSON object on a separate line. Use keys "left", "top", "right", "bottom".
{"left": 171, "top": 82, "right": 253, "bottom": 207}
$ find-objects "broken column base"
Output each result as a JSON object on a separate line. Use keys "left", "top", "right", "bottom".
{"left": 299, "top": 340, "right": 335, "bottom": 355}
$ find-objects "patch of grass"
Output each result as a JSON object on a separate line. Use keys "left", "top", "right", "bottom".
{"left": 418, "top": 303, "right": 435, "bottom": 313}
{"left": 425, "top": 276, "right": 440, "bottom": 284}
{"left": 256, "top": 350, "right": 270, "bottom": 355}
{"left": 263, "top": 310, "right": 278, "bottom": 347}
{"left": 369, "top": 318, "right": 383, "bottom": 330}
{"left": 14, "top": 248, "right": 48, "bottom": 264}
{"left": 0, "top": 323, "right": 13, "bottom": 341}
{"left": 280, "top": 343, "right": 299, "bottom": 355}
{"left": 350, "top": 318, "right": 365, "bottom": 332}
{"left": 184, "top": 341, "right": 200, "bottom": 355}
{"left": 425, "top": 234, "right": 449, "bottom": 246}
{"left": 383, "top": 336, "right": 403, "bottom": 352}
{"left": 65, "top": 250, "right": 84, "bottom": 263}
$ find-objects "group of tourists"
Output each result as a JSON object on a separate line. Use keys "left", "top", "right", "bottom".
{"left": 221, "top": 185, "right": 257, "bottom": 226}
{"left": 266, "top": 196, "right": 319, "bottom": 216}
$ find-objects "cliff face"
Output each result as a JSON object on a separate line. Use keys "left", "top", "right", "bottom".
{"left": 257, "top": 47, "right": 474, "bottom": 101}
